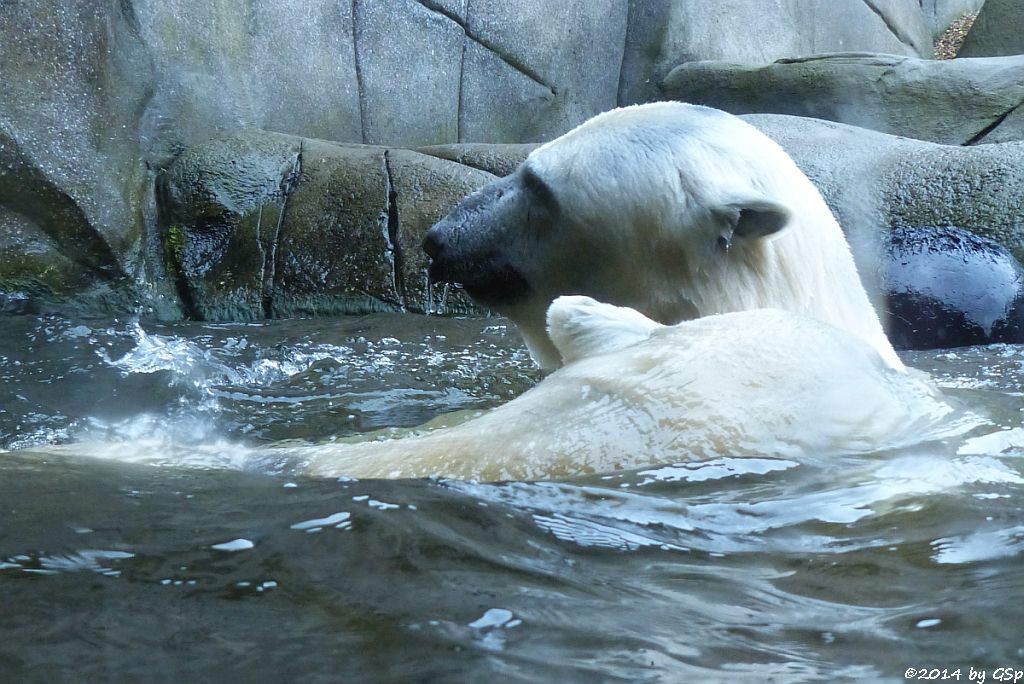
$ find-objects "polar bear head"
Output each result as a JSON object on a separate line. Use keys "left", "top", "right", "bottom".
{"left": 424, "top": 102, "right": 900, "bottom": 370}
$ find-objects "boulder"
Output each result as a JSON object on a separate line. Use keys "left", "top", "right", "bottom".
{"left": 662, "top": 53, "right": 1024, "bottom": 145}
{"left": 619, "top": 0, "right": 932, "bottom": 106}
{"left": 159, "top": 133, "right": 304, "bottom": 321}
{"left": 744, "top": 114, "right": 1024, "bottom": 268}
{"left": 880, "top": 226, "right": 1024, "bottom": 349}
{"left": 958, "top": 0, "right": 1024, "bottom": 58}
{"left": 159, "top": 132, "right": 495, "bottom": 320}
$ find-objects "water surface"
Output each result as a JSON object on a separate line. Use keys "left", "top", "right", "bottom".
{"left": 1, "top": 313, "right": 1022, "bottom": 682}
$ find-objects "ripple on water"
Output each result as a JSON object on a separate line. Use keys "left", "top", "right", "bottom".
{"left": 2, "top": 314, "right": 1024, "bottom": 680}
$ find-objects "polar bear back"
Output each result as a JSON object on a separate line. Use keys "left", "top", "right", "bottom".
{"left": 303, "top": 299, "right": 945, "bottom": 481}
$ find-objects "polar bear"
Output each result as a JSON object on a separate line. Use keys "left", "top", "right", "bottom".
{"left": 300, "top": 297, "right": 949, "bottom": 480}
{"left": 296, "top": 103, "right": 949, "bottom": 480}
{"left": 424, "top": 102, "right": 903, "bottom": 371}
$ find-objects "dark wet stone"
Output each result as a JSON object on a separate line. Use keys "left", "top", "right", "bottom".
{"left": 269, "top": 140, "right": 397, "bottom": 318}
{"left": 385, "top": 149, "right": 496, "bottom": 314}
{"left": 881, "top": 226, "right": 1024, "bottom": 349}
{"left": 159, "top": 132, "right": 499, "bottom": 320}
{"left": 159, "top": 133, "right": 303, "bottom": 321}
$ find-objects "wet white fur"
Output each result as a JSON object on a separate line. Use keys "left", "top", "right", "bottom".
{"left": 506, "top": 102, "right": 903, "bottom": 371}
{"left": 301, "top": 297, "right": 948, "bottom": 481}
{"left": 299, "top": 104, "right": 941, "bottom": 480}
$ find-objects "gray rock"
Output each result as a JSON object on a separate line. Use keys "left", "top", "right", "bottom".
{"left": 743, "top": 114, "right": 1024, "bottom": 268}
{"left": 415, "top": 143, "right": 539, "bottom": 177}
{"left": 160, "top": 132, "right": 496, "bottom": 320}
{"left": 0, "top": 123, "right": 125, "bottom": 283}
{"left": 920, "top": 0, "right": 985, "bottom": 39}
{"left": 619, "top": 0, "right": 932, "bottom": 106}
{"left": 458, "top": 38, "right": 559, "bottom": 144}
{"left": 0, "top": 203, "right": 145, "bottom": 317}
{"left": 458, "top": 0, "right": 627, "bottom": 143}
{"left": 958, "top": 0, "right": 1024, "bottom": 57}
{"left": 136, "top": 0, "right": 363, "bottom": 159}
{"left": 0, "top": 2, "right": 147, "bottom": 286}
{"left": 353, "top": 0, "right": 462, "bottom": 146}
{"left": 662, "top": 53, "right": 1024, "bottom": 145}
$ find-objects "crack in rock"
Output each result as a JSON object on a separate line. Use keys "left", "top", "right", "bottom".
{"left": 382, "top": 149, "right": 406, "bottom": 310}
{"left": 414, "top": 0, "right": 556, "bottom": 94}
{"left": 352, "top": 0, "right": 369, "bottom": 143}
{"left": 862, "top": 0, "right": 919, "bottom": 52}
{"left": 965, "top": 97, "right": 1024, "bottom": 146}
{"left": 417, "top": 0, "right": 464, "bottom": 26}
{"left": 262, "top": 142, "right": 302, "bottom": 318}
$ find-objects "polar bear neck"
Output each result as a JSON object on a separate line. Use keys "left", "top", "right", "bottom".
{"left": 670, "top": 165, "right": 904, "bottom": 372}
{"left": 686, "top": 221, "right": 904, "bottom": 372}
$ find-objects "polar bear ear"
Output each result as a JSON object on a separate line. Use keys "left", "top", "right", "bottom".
{"left": 547, "top": 296, "right": 661, "bottom": 365}
{"left": 713, "top": 195, "right": 792, "bottom": 248}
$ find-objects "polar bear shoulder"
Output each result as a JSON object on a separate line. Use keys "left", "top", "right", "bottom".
{"left": 546, "top": 296, "right": 661, "bottom": 365}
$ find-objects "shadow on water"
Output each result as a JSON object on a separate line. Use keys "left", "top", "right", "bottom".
{"left": 1, "top": 313, "right": 1023, "bottom": 681}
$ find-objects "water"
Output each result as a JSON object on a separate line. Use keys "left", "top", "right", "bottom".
{"left": 1, "top": 312, "right": 1023, "bottom": 682}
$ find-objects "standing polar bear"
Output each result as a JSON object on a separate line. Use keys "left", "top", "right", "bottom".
{"left": 301, "top": 103, "right": 949, "bottom": 481}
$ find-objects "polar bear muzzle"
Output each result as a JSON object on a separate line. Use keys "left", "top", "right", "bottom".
{"left": 423, "top": 168, "right": 558, "bottom": 307}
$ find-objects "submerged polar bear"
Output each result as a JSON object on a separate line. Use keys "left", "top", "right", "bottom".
{"left": 300, "top": 103, "right": 951, "bottom": 481}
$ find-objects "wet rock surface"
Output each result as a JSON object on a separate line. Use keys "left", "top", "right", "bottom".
{"left": 879, "top": 226, "right": 1024, "bottom": 349}
{"left": 160, "top": 133, "right": 501, "bottom": 321}
{"left": 745, "top": 114, "right": 1024, "bottom": 266}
